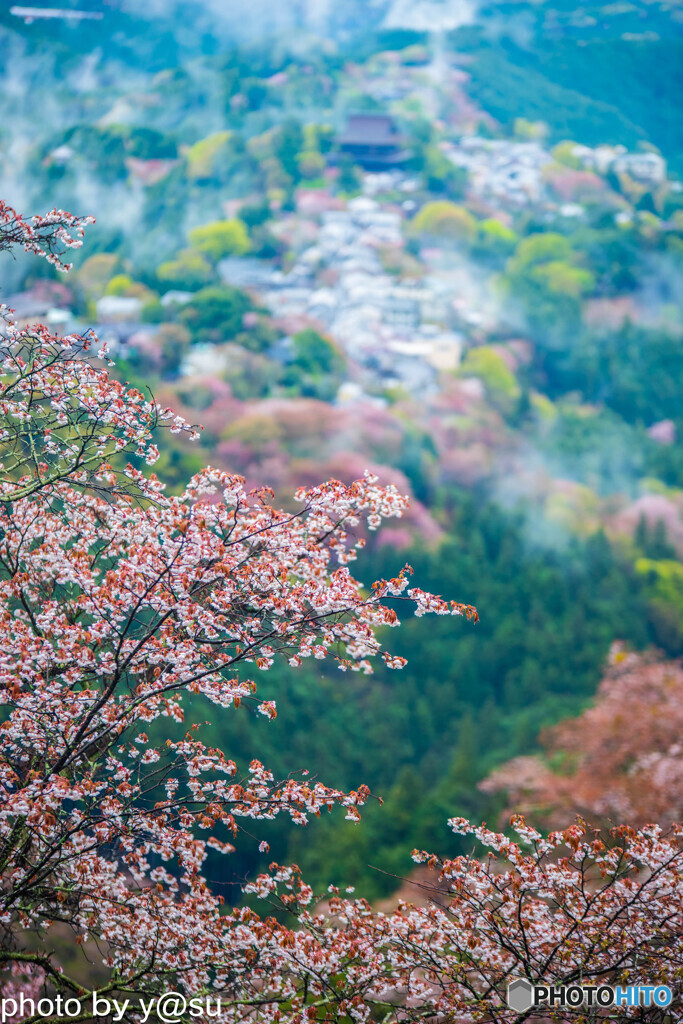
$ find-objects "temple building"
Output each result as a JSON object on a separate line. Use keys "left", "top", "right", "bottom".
{"left": 337, "top": 113, "right": 410, "bottom": 170}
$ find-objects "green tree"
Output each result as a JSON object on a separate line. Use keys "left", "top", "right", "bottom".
{"left": 291, "top": 329, "right": 344, "bottom": 376}
{"left": 635, "top": 558, "right": 683, "bottom": 653}
{"left": 502, "top": 233, "right": 594, "bottom": 367}
{"left": 185, "top": 131, "right": 233, "bottom": 182}
{"left": 65, "top": 125, "right": 128, "bottom": 183}
{"left": 155, "top": 323, "right": 192, "bottom": 376}
{"left": 188, "top": 219, "right": 251, "bottom": 262}
{"left": 531, "top": 260, "right": 595, "bottom": 298}
{"left": 571, "top": 322, "right": 683, "bottom": 424}
{"left": 423, "top": 147, "right": 468, "bottom": 199}
{"left": 458, "top": 347, "right": 520, "bottom": 410}
{"left": 296, "top": 150, "right": 326, "bottom": 180}
{"left": 338, "top": 154, "right": 361, "bottom": 194}
{"left": 127, "top": 127, "right": 177, "bottom": 160}
{"left": 239, "top": 200, "right": 271, "bottom": 228}
{"left": 157, "top": 248, "right": 215, "bottom": 291}
{"left": 410, "top": 202, "right": 477, "bottom": 244}
{"left": 551, "top": 140, "right": 582, "bottom": 169}
{"left": 280, "top": 329, "right": 345, "bottom": 400}
{"left": 473, "top": 218, "right": 518, "bottom": 263}
{"left": 276, "top": 121, "right": 305, "bottom": 180}
{"left": 75, "top": 253, "right": 120, "bottom": 298}
{"left": 507, "top": 232, "right": 573, "bottom": 273}
{"left": 179, "top": 285, "right": 252, "bottom": 344}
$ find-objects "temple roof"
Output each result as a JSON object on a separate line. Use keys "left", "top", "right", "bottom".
{"left": 338, "top": 113, "right": 405, "bottom": 148}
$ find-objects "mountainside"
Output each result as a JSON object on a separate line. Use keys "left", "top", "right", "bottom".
{"left": 1, "top": 0, "right": 682, "bottom": 899}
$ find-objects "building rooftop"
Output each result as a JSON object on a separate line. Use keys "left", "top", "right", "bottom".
{"left": 337, "top": 113, "right": 410, "bottom": 169}
{"left": 338, "top": 113, "right": 404, "bottom": 148}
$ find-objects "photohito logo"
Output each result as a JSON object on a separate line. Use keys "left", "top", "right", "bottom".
{"left": 507, "top": 978, "right": 672, "bottom": 1012}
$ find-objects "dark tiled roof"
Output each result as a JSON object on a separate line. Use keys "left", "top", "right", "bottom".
{"left": 338, "top": 113, "right": 403, "bottom": 147}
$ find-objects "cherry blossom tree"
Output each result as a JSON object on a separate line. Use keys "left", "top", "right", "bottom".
{"left": 0, "top": 200, "right": 94, "bottom": 271}
{"left": 0, "top": 202, "right": 477, "bottom": 1019}
{"left": 344, "top": 816, "right": 683, "bottom": 1023}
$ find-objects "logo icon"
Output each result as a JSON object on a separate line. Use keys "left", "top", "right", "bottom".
{"left": 507, "top": 978, "right": 534, "bottom": 1012}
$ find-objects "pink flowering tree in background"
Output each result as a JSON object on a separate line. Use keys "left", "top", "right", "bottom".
{"left": 1, "top": 200, "right": 682, "bottom": 1024}
{"left": 480, "top": 646, "right": 683, "bottom": 830}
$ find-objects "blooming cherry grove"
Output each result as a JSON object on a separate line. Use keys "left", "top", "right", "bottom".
{"left": 1, "top": 203, "right": 682, "bottom": 1024}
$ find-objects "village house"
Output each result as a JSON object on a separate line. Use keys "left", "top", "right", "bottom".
{"left": 96, "top": 295, "right": 144, "bottom": 321}
{"left": 382, "top": 292, "right": 420, "bottom": 330}
{"left": 444, "top": 137, "right": 552, "bottom": 206}
{"left": 218, "top": 257, "right": 277, "bottom": 290}
{"left": 614, "top": 151, "right": 667, "bottom": 186}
